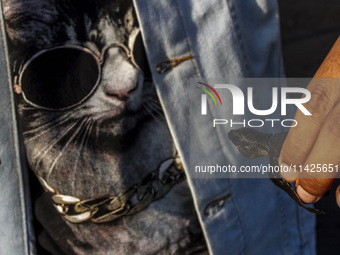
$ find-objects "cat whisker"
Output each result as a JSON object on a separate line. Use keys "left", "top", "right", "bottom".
{"left": 70, "top": 118, "right": 94, "bottom": 187}
{"left": 142, "top": 99, "right": 164, "bottom": 120}
{"left": 47, "top": 117, "right": 91, "bottom": 178}
{"left": 83, "top": 118, "right": 95, "bottom": 150}
{"left": 146, "top": 100, "right": 164, "bottom": 117}
{"left": 139, "top": 107, "right": 149, "bottom": 121}
{"left": 142, "top": 101, "right": 162, "bottom": 123}
{"left": 146, "top": 97, "right": 163, "bottom": 110}
{"left": 23, "top": 111, "right": 77, "bottom": 136}
{"left": 34, "top": 119, "right": 81, "bottom": 172}
{"left": 74, "top": 117, "right": 93, "bottom": 164}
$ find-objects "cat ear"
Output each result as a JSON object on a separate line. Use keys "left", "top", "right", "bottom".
{"left": 122, "top": 2, "right": 137, "bottom": 34}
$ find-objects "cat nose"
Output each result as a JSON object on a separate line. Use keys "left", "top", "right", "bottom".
{"left": 104, "top": 87, "right": 132, "bottom": 101}
{"left": 101, "top": 49, "right": 140, "bottom": 101}
{"left": 103, "top": 71, "right": 139, "bottom": 101}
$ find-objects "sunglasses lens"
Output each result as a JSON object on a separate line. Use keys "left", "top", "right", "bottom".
{"left": 21, "top": 48, "right": 99, "bottom": 109}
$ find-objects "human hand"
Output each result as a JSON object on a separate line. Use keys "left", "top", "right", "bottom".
{"left": 279, "top": 36, "right": 340, "bottom": 206}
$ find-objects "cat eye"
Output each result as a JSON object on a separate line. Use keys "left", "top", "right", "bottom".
{"left": 13, "top": 32, "right": 148, "bottom": 111}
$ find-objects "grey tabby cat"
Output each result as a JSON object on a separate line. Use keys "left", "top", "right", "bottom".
{"left": 2, "top": 0, "right": 207, "bottom": 254}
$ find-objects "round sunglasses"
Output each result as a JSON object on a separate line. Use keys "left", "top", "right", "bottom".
{"left": 13, "top": 32, "right": 148, "bottom": 111}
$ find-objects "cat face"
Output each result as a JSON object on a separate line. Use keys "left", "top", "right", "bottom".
{"left": 4, "top": 0, "right": 154, "bottom": 135}
{"left": 2, "top": 0, "right": 171, "bottom": 196}
{"left": 1, "top": 3, "right": 206, "bottom": 254}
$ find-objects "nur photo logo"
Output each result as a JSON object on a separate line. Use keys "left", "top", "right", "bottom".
{"left": 196, "top": 82, "right": 222, "bottom": 115}
{"left": 196, "top": 80, "right": 312, "bottom": 128}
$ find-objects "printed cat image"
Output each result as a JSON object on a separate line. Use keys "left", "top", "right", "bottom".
{"left": 2, "top": 0, "right": 208, "bottom": 254}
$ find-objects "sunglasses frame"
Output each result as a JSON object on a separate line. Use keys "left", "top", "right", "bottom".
{"left": 14, "top": 32, "right": 145, "bottom": 111}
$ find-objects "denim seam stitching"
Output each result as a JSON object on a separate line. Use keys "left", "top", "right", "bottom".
{"left": 228, "top": 179, "right": 247, "bottom": 255}
{"left": 0, "top": 7, "right": 29, "bottom": 255}
{"left": 225, "top": 0, "right": 252, "bottom": 77}
{"left": 296, "top": 204, "right": 305, "bottom": 253}
{"left": 276, "top": 8, "right": 286, "bottom": 78}
{"left": 173, "top": 0, "right": 201, "bottom": 80}
{"left": 172, "top": 1, "right": 216, "bottom": 254}
{"left": 173, "top": 2, "right": 248, "bottom": 254}
{"left": 276, "top": 186, "right": 296, "bottom": 255}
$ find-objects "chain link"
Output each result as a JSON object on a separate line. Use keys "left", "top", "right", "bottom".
{"left": 38, "top": 157, "right": 184, "bottom": 223}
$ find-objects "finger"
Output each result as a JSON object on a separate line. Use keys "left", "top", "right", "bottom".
{"left": 295, "top": 101, "right": 340, "bottom": 201}
{"left": 279, "top": 37, "right": 340, "bottom": 175}
{"left": 314, "top": 36, "right": 340, "bottom": 79}
{"left": 296, "top": 179, "right": 331, "bottom": 203}
{"left": 280, "top": 163, "right": 297, "bottom": 183}
{"left": 336, "top": 185, "right": 340, "bottom": 207}
{"left": 281, "top": 175, "right": 296, "bottom": 183}
{"left": 296, "top": 184, "right": 322, "bottom": 203}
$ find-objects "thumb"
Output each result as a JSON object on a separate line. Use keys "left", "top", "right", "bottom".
{"left": 296, "top": 178, "right": 335, "bottom": 203}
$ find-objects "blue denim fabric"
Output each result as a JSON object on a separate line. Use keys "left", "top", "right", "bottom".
{"left": 0, "top": 0, "right": 315, "bottom": 254}
{"left": 0, "top": 6, "right": 36, "bottom": 255}
{"left": 134, "top": 0, "right": 315, "bottom": 255}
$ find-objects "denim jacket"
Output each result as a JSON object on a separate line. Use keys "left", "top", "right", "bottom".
{"left": 0, "top": 0, "right": 315, "bottom": 254}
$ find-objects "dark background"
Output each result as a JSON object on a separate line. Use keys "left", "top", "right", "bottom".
{"left": 279, "top": 0, "right": 340, "bottom": 77}
{"left": 278, "top": 0, "right": 340, "bottom": 254}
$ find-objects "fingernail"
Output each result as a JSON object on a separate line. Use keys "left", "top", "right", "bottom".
{"left": 296, "top": 185, "right": 321, "bottom": 203}
{"left": 336, "top": 187, "right": 340, "bottom": 207}
{"left": 280, "top": 163, "right": 297, "bottom": 182}
{"left": 337, "top": 196, "right": 340, "bottom": 208}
